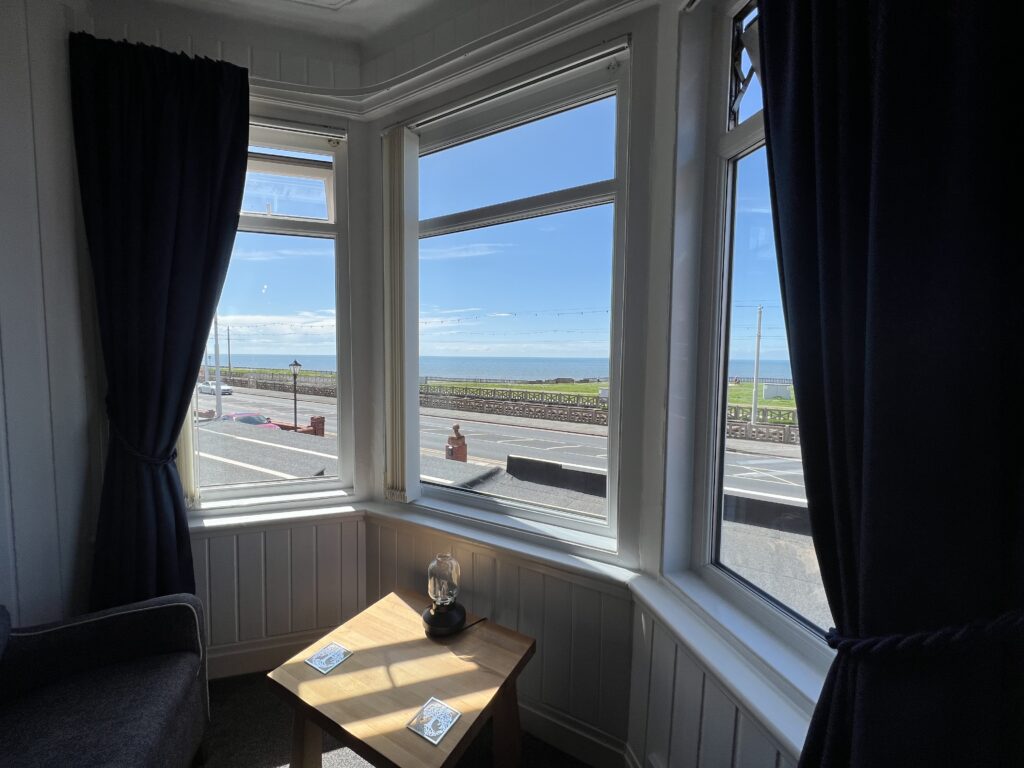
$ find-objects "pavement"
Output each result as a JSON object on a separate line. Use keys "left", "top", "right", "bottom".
{"left": 720, "top": 520, "right": 832, "bottom": 630}
{"left": 419, "top": 454, "right": 604, "bottom": 519}
{"left": 726, "top": 437, "right": 802, "bottom": 459}
{"left": 195, "top": 420, "right": 339, "bottom": 486}
{"left": 420, "top": 413, "right": 608, "bottom": 470}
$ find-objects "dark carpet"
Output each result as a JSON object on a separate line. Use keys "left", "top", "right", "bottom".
{"left": 202, "top": 673, "right": 590, "bottom": 768}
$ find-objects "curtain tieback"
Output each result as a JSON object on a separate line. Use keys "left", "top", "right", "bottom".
{"left": 106, "top": 407, "right": 177, "bottom": 466}
{"left": 826, "top": 609, "right": 1024, "bottom": 657}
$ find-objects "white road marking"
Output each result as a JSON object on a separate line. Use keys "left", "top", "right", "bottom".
{"left": 198, "top": 452, "right": 297, "bottom": 479}
{"left": 733, "top": 460, "right": 802, "bottom": 466}
{"left": 728, "top": 466, "right": 803, "bottom": 486}
{"left": 420, "top": 447, "right": 503, "bottom": 468}
{"left": 724, "top": 486, "right": 807, "bottom": 503}
{"left": 732, "top": 469, "right": 803, "bottom": 480}
{"left": 199, "top": 428, "right": 337, "bottom": 459}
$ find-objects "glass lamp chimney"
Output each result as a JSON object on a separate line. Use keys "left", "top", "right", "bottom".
{"left": 427, "top": 553, "right": 460, "bottom": 606}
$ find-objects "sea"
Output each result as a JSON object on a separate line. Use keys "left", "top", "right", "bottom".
{"left": 216, "top": 354, "right": 792, "bottom": 382}
{"left": 219, "top": 354, "right": 611, "bottom": 380}
{"left": 726, "top": 358, "right": 793, "bottom": 380}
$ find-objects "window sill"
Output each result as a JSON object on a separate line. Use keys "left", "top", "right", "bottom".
{"left": 421, "top": 486, "right": 617, "bottom": 546}
{"left": 188, "top": 504, "right": 363, "bottom": 532}
{"left": 188, "top": 487, "right": 364, "bottom": 531}
{"left": 362, "top": 498, "right": 635, "bottom": 586}
{"left": 635, "top": 571, "right": 831, "bottom": 757}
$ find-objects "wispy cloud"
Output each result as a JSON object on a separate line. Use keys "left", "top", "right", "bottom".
{"left": 437, "top": 307, "right": 482, "bottom": 314}
{"left": 215, "top": 311, "right": 336, "bottom": 327}
{"left": 231, "top": 247, "right": 333, "bottom": 262}
{"left": 211, "top": 312, "right": 337, "bottom": 353}
{"left": 419, "top": 243, "right": 512, "bottom": 261}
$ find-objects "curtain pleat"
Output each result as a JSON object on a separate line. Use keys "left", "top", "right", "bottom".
{"left": 758, "top": 2, "right": 1023, "bottom": 765}
{"left": 69, "top": 33, "right": 249, "bottom": 609}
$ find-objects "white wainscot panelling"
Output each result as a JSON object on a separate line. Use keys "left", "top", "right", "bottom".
{"left": 626, "top": 606, "right": 799, "bottom": 768}
{"left": 364, "top": 516, "right": 633, "bottom": 768}
{"left": 191, "top": 514, "right": 365, "bottom": 678}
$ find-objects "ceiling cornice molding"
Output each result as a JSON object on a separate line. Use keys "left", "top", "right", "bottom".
{"left": 142, "top": 0, "right": 427, "bottom": 40}
{"left": 248, "top": 0, "right": 652, "bottom": 123}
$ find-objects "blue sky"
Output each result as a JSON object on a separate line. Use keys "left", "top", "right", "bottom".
{"left": 729, "top": 145, "right": 788, "bottom": 362}
{"left": 418, "top": 97, "right": 616, "bottom": 358}
{"left": 215, "top": 231, "right": 336, "bottom": 356}
{"left": 419, "top": 97, "right": 616, "bottom": 219}
{"left": 419, "top": 205, "right": 613, "bottom": 358}
{"left": 213, "top": 94, "right": 787, "bottom": 364}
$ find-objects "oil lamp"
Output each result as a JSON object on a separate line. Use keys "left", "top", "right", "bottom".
{"left": 422, "top": 553, "right": 466, "bottom": 637}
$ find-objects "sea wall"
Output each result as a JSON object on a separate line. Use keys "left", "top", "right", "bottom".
{"left": 419, "top": 393, "right": 609, "bottom": 426}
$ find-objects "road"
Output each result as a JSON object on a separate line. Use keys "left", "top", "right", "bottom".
{"left": 194, "top": 388, "right": 806, "bottom": 503}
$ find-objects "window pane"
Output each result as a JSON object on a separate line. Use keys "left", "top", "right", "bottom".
{"left": 195, "top": 232, "right": 338, "bottom": 488}
{"left": 737, "top": 48, "right": 763, "bottom": 123}
{"left": 731, "top": 6, "right": 763, "bottom": 126}
{"left": 716, "top": 146, "right": 832, "bottom": 630}
{"left": 418, "top": 206, "right": 613, "bottom": 521}
{"left": 419, "top": 97, "right": 616, "bottom": 220}
{"left": 242, "top": 171, "right": 329, "bottom": 220}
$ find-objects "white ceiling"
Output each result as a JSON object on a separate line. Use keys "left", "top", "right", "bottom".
{"left": 153, "top": 0, "right": 440, "bottom": 41}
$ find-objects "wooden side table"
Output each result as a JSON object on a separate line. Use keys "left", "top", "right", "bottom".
{"left": 268, "top": 591, "right": 536, "bottom": 768}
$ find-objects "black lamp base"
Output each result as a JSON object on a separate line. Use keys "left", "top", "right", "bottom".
{"left": 422, "top": 601, "right": 467, "bottom": 637}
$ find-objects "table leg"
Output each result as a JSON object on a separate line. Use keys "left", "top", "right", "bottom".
{"left": 291, "top": 709, "right": 324, "bottom": 768}
{"left": 492, "top": 680, "right": 522, "bottom": 768}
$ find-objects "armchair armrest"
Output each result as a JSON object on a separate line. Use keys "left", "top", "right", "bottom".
{"left": 0, "top": 593, "right": 206, "bottom": 704}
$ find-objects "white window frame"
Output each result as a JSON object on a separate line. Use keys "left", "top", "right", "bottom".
{"left": 179, "top": 123, "right": 355, "bottom": 512}
{"left": 384, "top": 43, "right": 631, "bottom": 545}
{"left": 241, "top": 155, "right": 337, "bottom": 226}
{"left": 663, "top": 0, "right": 832, "bottom": 715}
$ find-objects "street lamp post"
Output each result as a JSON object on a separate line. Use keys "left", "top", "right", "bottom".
{"left": 289, "top": 359, "right": 302, "bottom": 432}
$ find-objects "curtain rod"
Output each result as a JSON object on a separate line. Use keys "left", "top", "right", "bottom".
{"left": 249, "top": 119, "right": 347, "bottom": 140}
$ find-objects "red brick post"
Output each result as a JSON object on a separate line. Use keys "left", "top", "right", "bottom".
{"left": 446, "top": 423, "right": 467, "bottom": 462}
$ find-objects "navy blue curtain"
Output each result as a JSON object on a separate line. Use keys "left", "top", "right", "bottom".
{"left": 757, "top": 2, "right": 1022, "bottom": 765}
{"left": 70, "top": 34, "right": 248, "bottom": 610}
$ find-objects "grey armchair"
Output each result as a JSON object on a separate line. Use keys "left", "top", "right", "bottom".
{"left": 0, "top": 593, "right": 208, "bottom": 767}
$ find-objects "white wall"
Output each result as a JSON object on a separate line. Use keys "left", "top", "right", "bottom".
{"left": 0, "top": 0, "right": 101, "bottom": 626}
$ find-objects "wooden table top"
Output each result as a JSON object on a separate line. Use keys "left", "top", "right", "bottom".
{"left": 267, "top": 590, "right": 536, "bottom": 768}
